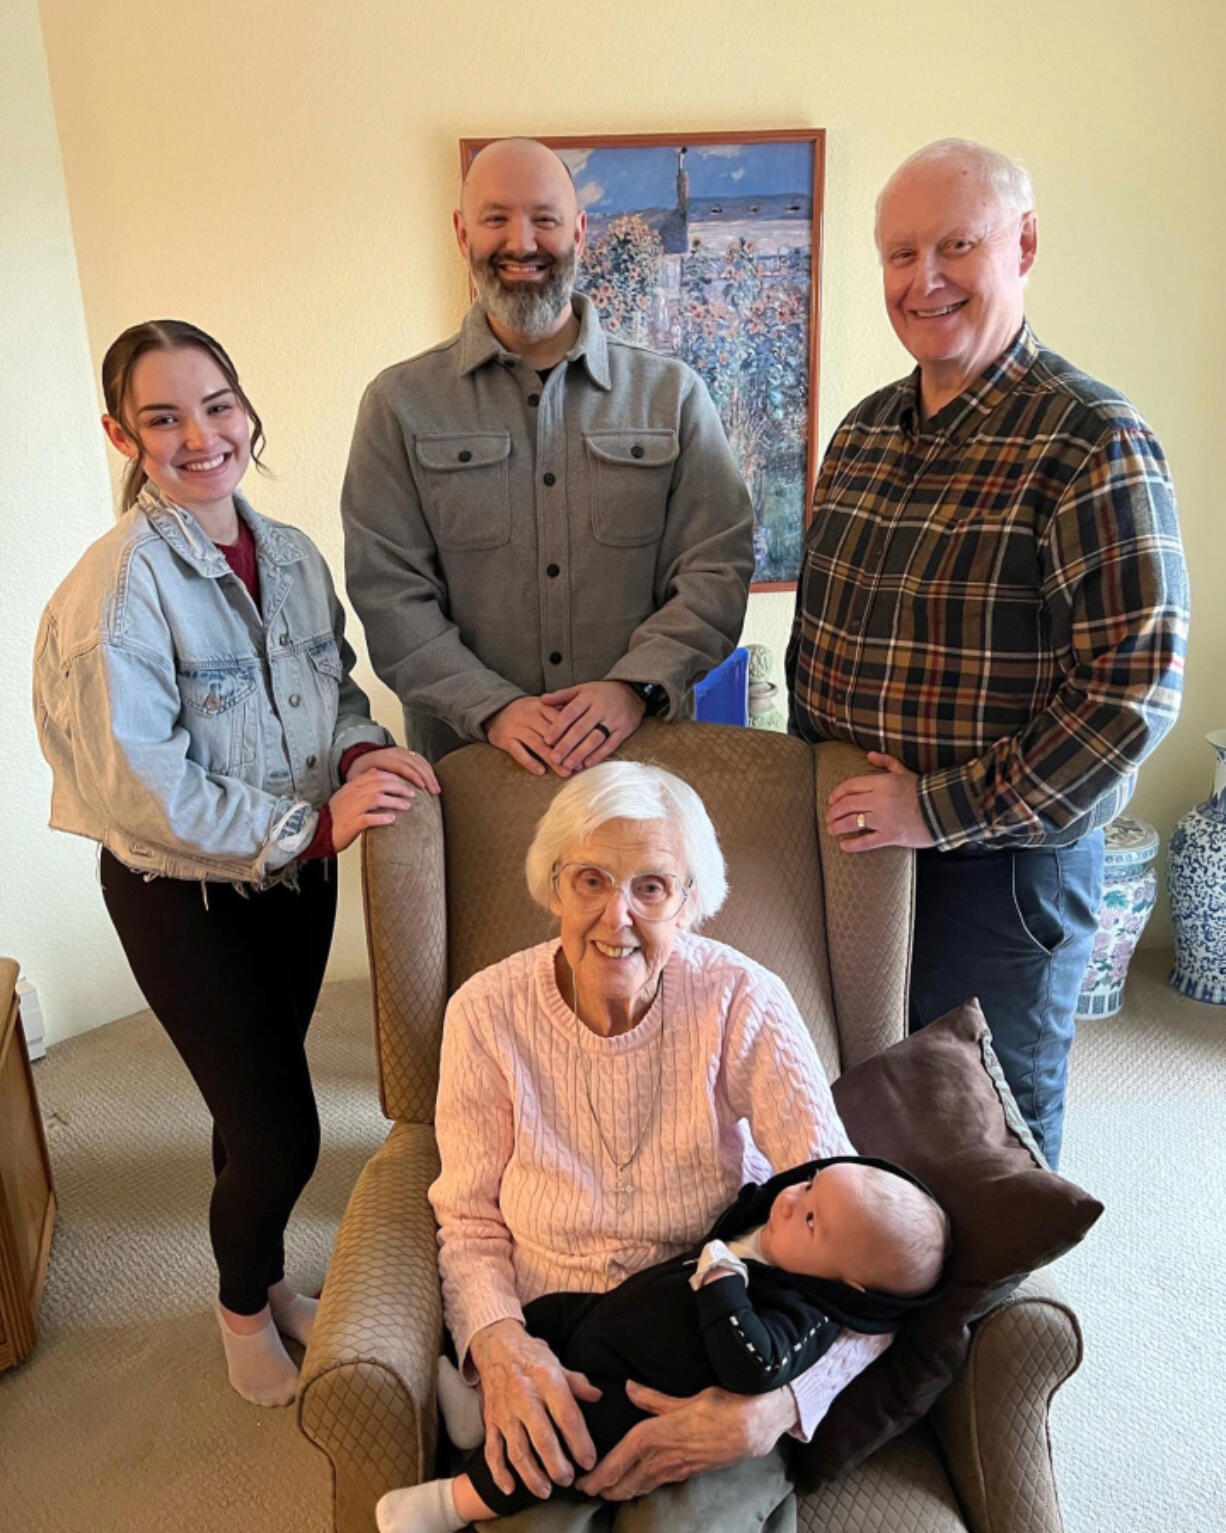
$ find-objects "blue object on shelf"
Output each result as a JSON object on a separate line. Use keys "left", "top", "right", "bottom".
{"left": 693, "top": 647, "right": 749, "bottom": 726}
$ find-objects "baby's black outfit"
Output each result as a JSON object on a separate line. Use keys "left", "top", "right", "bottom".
{"left": 460, "top": 1155, "right": 943, "bottom": 1517}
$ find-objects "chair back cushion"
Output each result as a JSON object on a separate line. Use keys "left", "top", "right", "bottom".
{"left": 439, "top": 721, "right": 842, "bottom": 1079}
{"left": 366, "top": 720, "right": 914, "bottom": 1121}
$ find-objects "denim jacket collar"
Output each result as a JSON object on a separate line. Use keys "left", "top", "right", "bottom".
{"left": 456, "top": 292, "right": 613, "bottom": 390}
{"left": 136, "top": 482, "right": 307, "bottom": 575}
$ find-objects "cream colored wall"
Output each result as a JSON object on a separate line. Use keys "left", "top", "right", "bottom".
{"left": 1, "top": 0, "right": 147, "bottom": 1043}
{"left": 22, "top": 0, "right": 1224, "bottom": 1037}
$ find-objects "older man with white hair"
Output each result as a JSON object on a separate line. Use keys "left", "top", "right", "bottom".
{"left": 787, "top": 138, "right": 1188, "bottom": 1169}
{"left": 343, "top": 137, "right": 754, "bottom": 774}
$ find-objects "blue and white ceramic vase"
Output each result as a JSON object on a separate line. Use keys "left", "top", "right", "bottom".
{"left": 1076, "top": 816, "right": 1160, "bottom": 1019}
{"left": 1168, "top": 729, "right": 1226, "bottom": 1005}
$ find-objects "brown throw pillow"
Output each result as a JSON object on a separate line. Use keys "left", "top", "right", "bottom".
{"left": 791, "top": 997, "right": 1103, "bottom": 1488}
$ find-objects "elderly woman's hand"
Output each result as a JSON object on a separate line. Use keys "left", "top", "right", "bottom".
{"left": 575, "top": 1381, "right": 797, "bottom": 1500}
{"left": 467, "top": 1318, "right": 602, "bottom": 1499}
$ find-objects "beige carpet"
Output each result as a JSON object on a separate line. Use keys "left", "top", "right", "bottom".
{"left": 0, "top": 977, "right": 386, "bottom": 1532}
{"left": 1051, "top": 948, "right": 1226, "bottom": 1532}
{"left": 1, "top": 951, "right": 1223, "bottom": 1532}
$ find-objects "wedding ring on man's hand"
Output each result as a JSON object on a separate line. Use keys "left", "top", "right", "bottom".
{"left": 856, "top": 812, "right": 868, "bottom": 832}
{"left": 592, "top": 722, "right": 612, "bottom": 740}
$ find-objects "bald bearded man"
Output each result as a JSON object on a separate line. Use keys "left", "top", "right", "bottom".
{"left": 342, "top": 138, "right": 754, "bottom": 772}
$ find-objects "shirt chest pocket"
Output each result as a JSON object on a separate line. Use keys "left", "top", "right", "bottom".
{"left": 177, "top": 663, "right": 258, "bottom": 776}
{"left": 585, "top": 429, "right": 679, "bottom": 548}
{"left": 414, "top": 432, "right": 512, "bottom": 551}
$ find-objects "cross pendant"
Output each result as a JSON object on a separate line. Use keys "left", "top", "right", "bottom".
{"left": 612, "top": 1169, "right": 633, "bottom": 1206}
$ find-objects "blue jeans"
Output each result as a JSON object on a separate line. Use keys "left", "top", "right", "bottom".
{"left": 908, "top": 832, "right": 1104, "bottom": 1171}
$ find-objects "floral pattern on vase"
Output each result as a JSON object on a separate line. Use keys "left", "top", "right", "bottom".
{"left": 1168, "top": 729, "right": 1226, "bottom": 1006}
{"left": 1076, "top": 816, "right": 1160, "bottom": 1019}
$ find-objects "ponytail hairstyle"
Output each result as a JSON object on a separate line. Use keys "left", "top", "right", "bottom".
{"left": 100, "top": 320, "right": 268, "bottom": 510}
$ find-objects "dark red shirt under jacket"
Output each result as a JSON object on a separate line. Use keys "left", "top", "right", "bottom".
{"left": 215, "top": 522, "right": 381, "bottom": 860}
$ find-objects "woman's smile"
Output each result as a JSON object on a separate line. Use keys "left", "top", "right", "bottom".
{"left": 553, "top": 818, "right": 689, "bottom": 1037}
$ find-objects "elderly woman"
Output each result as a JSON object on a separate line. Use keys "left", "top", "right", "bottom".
{"left": 418, "top": 762, "right": 888, "bottom": 1531}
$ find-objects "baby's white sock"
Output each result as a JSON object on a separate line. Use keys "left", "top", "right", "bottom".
{"left": 216, "top": 1306, "right": 299, "bottom": 1407}
{"left": 436, "top": 1354, "right": 485, "bottom": 1449}
{"left": 375, "top": 1476, "right": 464, "bottom": 1533}
{"left": 269, "top": 1290, "right": 319, "bottom": 1347}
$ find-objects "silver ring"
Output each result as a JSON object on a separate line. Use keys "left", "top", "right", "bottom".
{"left": 592, "top": 721, "right": 611, "bottom": 740}
{"left": 856, "top": 812, "right": 868, "bottom": 832}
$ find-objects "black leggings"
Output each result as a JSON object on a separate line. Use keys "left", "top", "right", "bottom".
{"left": 100, "top": 850, "right": 337, "bottom": 1313}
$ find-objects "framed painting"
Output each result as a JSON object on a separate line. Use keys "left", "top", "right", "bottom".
{"left": 459, "top": 130, "right": 825, "bottom": 590}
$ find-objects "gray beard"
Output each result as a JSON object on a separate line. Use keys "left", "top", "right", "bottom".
{"left": 471, "top": 247, "right": 577, "bottom": 339}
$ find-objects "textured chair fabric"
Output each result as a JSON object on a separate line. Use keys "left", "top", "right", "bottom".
{"left": 930, "top": 1274, "right": 1081, "bottom": 1533}
{"left": 299, "top": 720, "right": 1082, "bottom": 1533}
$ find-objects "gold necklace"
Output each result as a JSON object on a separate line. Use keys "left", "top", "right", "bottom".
{"left": 565, "top": 963, "right": 664, "bottom": 1208}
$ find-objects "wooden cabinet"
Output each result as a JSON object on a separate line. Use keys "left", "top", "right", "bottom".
{"left": 0, "top": 958, "right": 56, "bottom": 1370}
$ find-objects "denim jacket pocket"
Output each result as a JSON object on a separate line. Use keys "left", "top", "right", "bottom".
{"left": 414, "top": 432, "right": 512, "bottom": 550}
{"left": 177, "top": 662, "right": 258, "bottom": 776}
{"left": 307, "top": 635, "right": 342, "bottom": 718}
{"left": 585, "top": 429, "right": 679, "bottom": 547}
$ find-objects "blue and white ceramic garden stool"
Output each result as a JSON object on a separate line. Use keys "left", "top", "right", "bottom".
{"left": 1168, "top": 729, "right": 1226, "bottom": 1005}
{"left": 1076, "top": 815, "right": 1160, "bottom": 1020}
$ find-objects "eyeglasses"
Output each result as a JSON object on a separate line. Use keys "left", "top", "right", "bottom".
{"left": 552, "top": 862, "right": 692, "bottom": 921}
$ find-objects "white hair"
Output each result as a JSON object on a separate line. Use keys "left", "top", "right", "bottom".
{"left": 524, "top": 761, "right": 728, "bottom": 928}
{"left": 875, "top": 138, "right": 1035, "bottom": 248}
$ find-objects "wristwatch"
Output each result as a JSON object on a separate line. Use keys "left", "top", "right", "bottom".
{"left": 626, "top": 680, "right": 667, "bottom": 716}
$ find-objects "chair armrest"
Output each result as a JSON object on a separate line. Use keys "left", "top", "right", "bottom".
{"left": 930, "top": 1276, "right": 1084, "bottom": 1533}
{"left": 297, "top": 1122, "right": 443, "bottom": 1533}
{"left": 814, "top": 742, "right": 916, "bottom": 1069}
{"left": 363, "top": 788, "right": 448, "bottom": 1124}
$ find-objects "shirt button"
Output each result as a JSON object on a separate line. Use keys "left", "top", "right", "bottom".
{"left": 306, "top": 754, "right": 317, "bottom": 768}
{"left": 528, "top": 392, "right": 541, "bottom": 407}
{"left": 205, "top": 695, "right": 220, "bottom": 712}
{"left": 546, "top": 563, "right": 560, "bottom": 577}
{"left": 289, "top": 694, "right": 302, "bottom": 707}
{"left": 543, "top": 472, "right": 556, "bottom": 487}
{"left": 458, "top": 449, "right": 472, "bottom": 463}
{"left": 631, "top": 444, "right": 644, "bottom": 459}
{"left": 549, "top": 651, "right": 562, "bottom": 665}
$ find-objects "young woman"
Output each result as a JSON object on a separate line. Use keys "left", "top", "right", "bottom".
{"left": 33, "top": 320, "right": 439, "bottom": 1406}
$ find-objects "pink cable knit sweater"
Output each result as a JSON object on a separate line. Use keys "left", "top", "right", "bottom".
{"left": 428, "top": 932, "right": 891, "bottom": 1439}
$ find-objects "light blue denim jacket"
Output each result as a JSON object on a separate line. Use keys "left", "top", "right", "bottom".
{"left": 34, "top": 483, "right": 392, "bottom": 884}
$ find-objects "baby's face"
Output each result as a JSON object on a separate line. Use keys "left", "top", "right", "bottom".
{"left": 760, "top": 1164, "right": 889, "bottom": 1289}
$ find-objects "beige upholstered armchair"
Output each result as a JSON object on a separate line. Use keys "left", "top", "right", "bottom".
{"left": 298, "top": 721, "right": 1082, "bottom": 1532}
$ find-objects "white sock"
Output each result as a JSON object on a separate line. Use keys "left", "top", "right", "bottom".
{"left": 269, "top": 1290, "right": 319, "bottom": 1347}
{"left": 436, "top": 1354, "right": 485, "bottom": 1449}
{"left": 216, "top": 1306, "right": 299, "bottom": 1407}
{"left": 376, "top": 1476, "right": 464, "bottom": 1533}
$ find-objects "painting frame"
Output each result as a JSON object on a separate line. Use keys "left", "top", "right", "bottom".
{"left": 459, "top": 129, "right": 825, "bottom": 592}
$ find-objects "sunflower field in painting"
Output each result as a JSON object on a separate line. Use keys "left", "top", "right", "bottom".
{"left": 562, "top": 140, "right": 816, "bottom": 585}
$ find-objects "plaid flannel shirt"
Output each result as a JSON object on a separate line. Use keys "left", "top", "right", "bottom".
{"left": 786, "top": 324, "right": 1188, "bottom": 850}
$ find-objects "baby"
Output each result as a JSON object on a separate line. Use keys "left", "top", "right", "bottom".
{"left": 377, "top": 1155, "right": 949, "bottom": 1532}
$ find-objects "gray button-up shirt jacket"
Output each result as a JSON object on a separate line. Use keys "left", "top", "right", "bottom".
{"left": 341, "top": 294, "right": 755, "bottom": 759}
